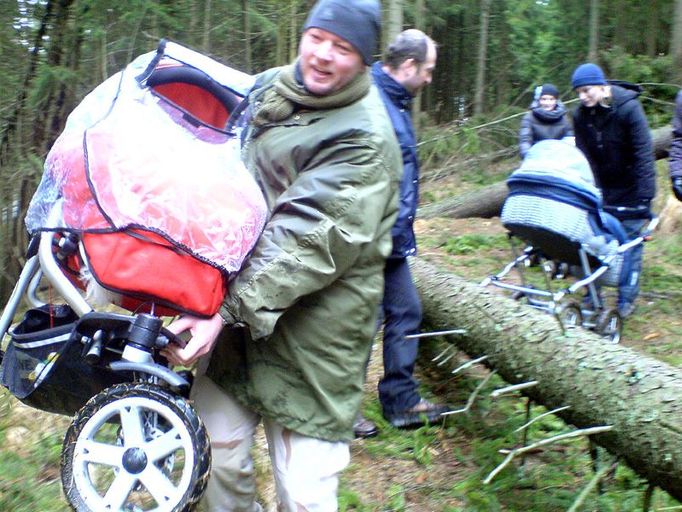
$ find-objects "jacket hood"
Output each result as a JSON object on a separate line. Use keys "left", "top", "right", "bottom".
{"left": 608, "top": 81, "right": 642, "bottom": 108}
{"left": 530, "top": 99, "right": 568, "bottom": 123}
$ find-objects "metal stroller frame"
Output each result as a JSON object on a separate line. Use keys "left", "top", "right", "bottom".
{"left": 0, "top": 221, "right": 211, "bottom": 512}
{"left": 482, "top": 217, "right": 657, "bottom": 344}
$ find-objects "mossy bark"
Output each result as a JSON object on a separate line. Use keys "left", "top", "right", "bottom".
{"left": 411, "top": 257, "right": 682, "bottom": 500}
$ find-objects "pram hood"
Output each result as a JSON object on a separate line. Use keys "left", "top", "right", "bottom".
{"left": 509, "top": 140, "right": 601, "bottom": 202}
{"left": 25, "top": 41, "right": 266, "bottom": 274}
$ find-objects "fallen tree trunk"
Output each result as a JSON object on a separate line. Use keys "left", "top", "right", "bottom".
{"left": 411, "top": 257, "right": 682, "bottom": 500}
{"left": 418, "top": 180, "right": 508, "bottom": 219}
{"left": 419, "top": 125, "right": 673, "bottom": 220}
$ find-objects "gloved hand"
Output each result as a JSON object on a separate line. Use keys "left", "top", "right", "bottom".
{"left": 672, "top": 176, "right": 682, "bottom": 202}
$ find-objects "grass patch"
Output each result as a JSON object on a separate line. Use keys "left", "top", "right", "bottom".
{"left": 0, "top": 391, "right": 68, "bottom": 512}
{"left": 443, "top": 234, "right": 508, "bottom": 255}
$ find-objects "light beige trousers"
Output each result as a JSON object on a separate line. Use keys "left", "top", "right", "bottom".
{"left": 191, "top": 374, "right": 350, "bottom": 512}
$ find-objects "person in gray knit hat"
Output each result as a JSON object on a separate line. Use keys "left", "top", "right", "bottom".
{"left": 303, "top": 0, "right": 380, "bottom": 66}
{"left": 162, "top": 0, "right": 401, "bottom": 510}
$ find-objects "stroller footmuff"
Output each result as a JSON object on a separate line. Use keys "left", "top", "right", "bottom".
{"left": 0, "top": 40, "right": 265, "bottom": 512}
{"left": 483, "top": 140, "right": 653, "bottom": 343}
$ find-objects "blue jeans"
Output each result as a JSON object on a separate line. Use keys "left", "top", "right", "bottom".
{"left": 377, "top": 258, "right": 422, "bottom": 415}
{"left": 618, "top": 218, "right": 647, "bottom": 307}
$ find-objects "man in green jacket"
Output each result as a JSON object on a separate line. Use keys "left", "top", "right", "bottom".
{"left": 162, "top": 0, "right": 401, "bottom": 510}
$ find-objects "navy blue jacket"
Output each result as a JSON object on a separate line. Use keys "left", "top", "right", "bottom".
{"left": 573, "top": 83, "right": 655, "bottom": 214}
{"left": 372, "top": 62, "right": 418, "bottom": 258}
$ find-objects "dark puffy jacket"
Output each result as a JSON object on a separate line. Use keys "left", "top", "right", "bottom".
{"left": 573, "top": 82, "right": 655, "bottom": 214}
{"left": 669, "top": 90, "right": 682, "bottom": 179}
{"left": 519, "top": 101, "right": 573, "bottom": 159}
{"left": 372, "top": 62, "right": 418, "bottom": 258}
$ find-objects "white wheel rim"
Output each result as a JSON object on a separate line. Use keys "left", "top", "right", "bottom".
{"left": 605, "top": 315, "right": 621, "bottom": 344}
{"left": 563, "top": 308, "right": 580, "bottom": 327}
{"left": 72, "top": 394, "right": 195, "bottom": 512}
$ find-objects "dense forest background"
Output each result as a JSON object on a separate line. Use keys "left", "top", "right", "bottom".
{"left": 2, "top": 0, "right": 682, "bottom": 300}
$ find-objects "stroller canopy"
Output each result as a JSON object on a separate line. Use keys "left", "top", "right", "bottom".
{"left": 509, "top": 139, "right": 601, "bottom": 202}
{"left": 26, "top": 41, "right": 265, "bottom": 274}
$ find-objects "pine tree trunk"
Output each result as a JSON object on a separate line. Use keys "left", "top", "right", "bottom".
{"left": 473, "top": 0, "right": 491, "bottom": 116}
{"left": 385, "top": 0, "right": 403, "bottom": 45}
{"left": 671, "top": 0, "right": 682, "bottom": 85}
{"left": 410, "top": 257, "right": 682, "bottom": 501}
{"left": 588, "top": 0, "right": 599, "bottom": 61}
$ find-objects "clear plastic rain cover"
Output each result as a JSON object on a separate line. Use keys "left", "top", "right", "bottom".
{"left": 25, "top": 47, "right": 266, "bottom": 273}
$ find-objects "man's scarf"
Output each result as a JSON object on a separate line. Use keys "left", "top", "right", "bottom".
{"left": 252, "top": 60, "right": 370, "bottom": 126}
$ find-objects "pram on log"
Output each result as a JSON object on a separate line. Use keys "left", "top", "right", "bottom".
{"left": 0, "top": 40, "right": 265, "bottom": 512}
{"left": 482, "top": 140, "right": 656, "bottom": 344}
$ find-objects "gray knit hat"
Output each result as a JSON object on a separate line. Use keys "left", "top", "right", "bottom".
{"left": 303, "top": 0, "right": 381, "bottom": 65}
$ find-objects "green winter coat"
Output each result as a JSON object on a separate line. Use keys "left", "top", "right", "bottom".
{"left": 207, "top": 64, "right": 401, "bottom": 442}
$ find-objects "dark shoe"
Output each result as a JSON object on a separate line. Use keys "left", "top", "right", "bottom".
{"left": 385, "top": 398, "right": 450, "bottom": 429}
{"left": 353, "top": 414, "right": 378, "bottom": 439}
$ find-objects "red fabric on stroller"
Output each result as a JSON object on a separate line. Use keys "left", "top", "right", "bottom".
{"left": 28, "top": 45, "right": 266, "bottom": 317}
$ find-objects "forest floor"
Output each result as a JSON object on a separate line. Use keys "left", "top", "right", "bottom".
{"left": 256, "top": 161, "right": 682, "bottom": 511}
{"left": 1, "top": 161, "right": 681, "bottom": 511}
{"left": 334, "top": 214, "right": 682, "bottom": 512}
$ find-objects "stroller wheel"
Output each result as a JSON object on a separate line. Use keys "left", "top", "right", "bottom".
{"left": 556, "top": 301, "right": 583, "bottom": 329}
{"left": 596, "top": 309, "right": 623, "bottom": 344}
{"left": 61, "top": 382, "right": 210, "bottom": 512}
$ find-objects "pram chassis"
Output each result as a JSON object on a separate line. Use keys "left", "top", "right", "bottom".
{"left": 0, "top": 228, "right": 211, "bottom": 512}
{"left": 482, "top": 219, "right": 657, "bottom": 344}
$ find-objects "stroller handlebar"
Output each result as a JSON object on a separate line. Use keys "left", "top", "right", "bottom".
{"left": 160, "top": 326, "right": 186, "bottom": 349}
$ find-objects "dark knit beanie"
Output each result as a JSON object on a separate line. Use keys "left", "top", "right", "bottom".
{"left": 540, "top": 83, "right": 559, "bottom": 98}
{"left": 571, "top": 63, "right": 607, "bottom": 89}
{"left": 303, "top": 0, "right": 381, "bottom": 65}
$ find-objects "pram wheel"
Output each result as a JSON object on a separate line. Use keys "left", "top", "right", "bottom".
{"left": 555, "top": 301, "right": 583, "bottom": 329}
{"left": 61, "top": 382, "right": 210, "bottom": 512}
{"left": 595, "top": 309, "right": 623, "bottom": 344}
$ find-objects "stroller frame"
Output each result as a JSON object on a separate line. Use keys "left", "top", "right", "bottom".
{"left": 482, "top": 218, "right": 657, "bottom": 344}
{"left": 0, "top": 225, "right": 211, "bottom": 512}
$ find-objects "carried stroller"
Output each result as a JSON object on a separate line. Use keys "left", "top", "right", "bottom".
{"left": 482, "top": 140, "right": 656, "bottom": 343}
{"left": 0, "top": 40, "right": 265, "bottom": 511}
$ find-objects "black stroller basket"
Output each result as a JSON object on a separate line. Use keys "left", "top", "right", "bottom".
{"left": 0, "top": 303, "right": 188, "bottom": 416}
{"left": 0, "top": 304, "right": 125, "bottom": 415}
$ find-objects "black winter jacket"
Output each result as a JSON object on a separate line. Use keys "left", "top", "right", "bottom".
{"left": 573, "top": 83, "right": 655, "bottom": 216}
{"left": 519, "top": 101, "right": 573, "bottom": 159}
{"left": 669, "top": 90, "right": 682, "bottom": 179}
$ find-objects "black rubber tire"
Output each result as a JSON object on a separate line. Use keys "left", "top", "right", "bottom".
{"left": 595, "top": 309, "right": 623, "bottom": 344}
{"left": 61, "top": 382, "right": 210, "bottom": 512}
{"left": 556, "top": 301, "right": 583, "bottom": 329}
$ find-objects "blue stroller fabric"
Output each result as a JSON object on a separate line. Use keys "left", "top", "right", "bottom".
{"left": 501, "top": 140, "right": 632, "bottom": 287}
